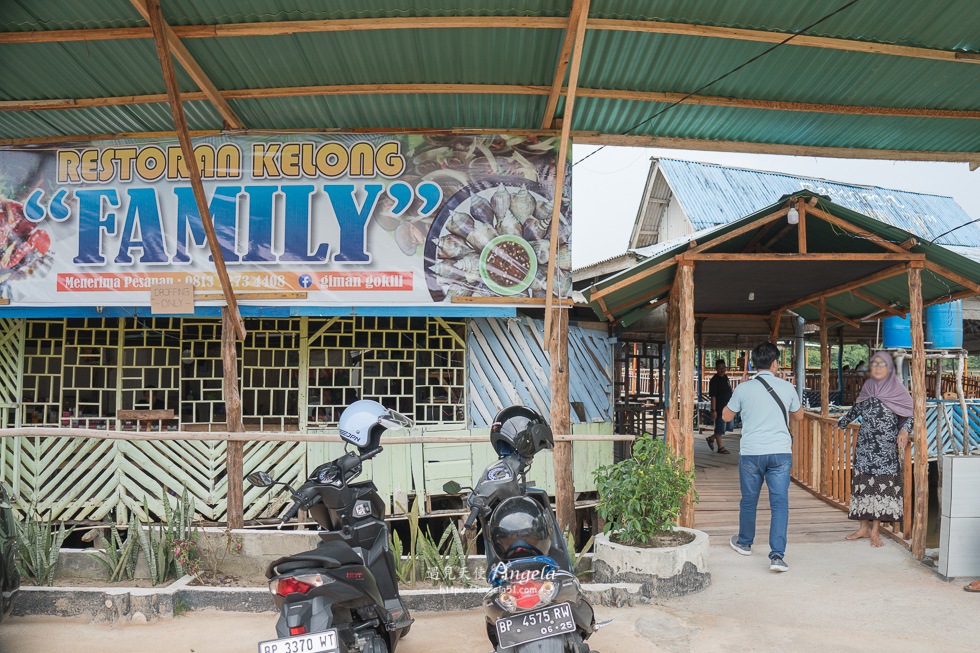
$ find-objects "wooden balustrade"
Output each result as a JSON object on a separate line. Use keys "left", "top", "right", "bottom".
{"left": 791, "top": 412, "right": 915, "bottom": 547}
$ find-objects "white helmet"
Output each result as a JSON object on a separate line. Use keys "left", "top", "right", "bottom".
{"left": 338, "top": 400, "right": 414, "bottom": 449}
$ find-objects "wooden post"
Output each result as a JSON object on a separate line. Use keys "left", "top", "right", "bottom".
{"left": 908, "top": 265, "right": 928, "bottom": 559}
{"left": 222, "top": 307, "right": 245, "bottom": 529}
{"left": 549, "top": 306, "right": 575, "bottom": 536}
{"left": 796, "top": 197, "right": 807, "bottom": 253}
{"left": 770, "top": 311, "right": 781, "bottom": 345}
{"left": 145, "top": 0, "right": 245, "bottom": 342}
{"left": 678, "top": 261, "right": 696, "bottom": 527}
{"left": 819, "top": 299, "right": 830, "bottom": 417}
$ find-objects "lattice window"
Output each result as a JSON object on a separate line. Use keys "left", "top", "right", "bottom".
{"left": 180, "top": 320, "right": 231, "bottom": 428}
{"left": 416, "top": 319, "right": 466, "bottom": 423}
{"left": 307, "top": 318, "right": 359, "bottom": 427}
{"left": 120, "top": 317, "right": 181, "bottom": 431}
{"left": 21, "top": 319, "right": 64, "bottom": 426}
{"left": 62, "top": 318, "right": 119, "bottom": 429}
{"left": 242, "top": 319, "right": 301, "bottom": 431}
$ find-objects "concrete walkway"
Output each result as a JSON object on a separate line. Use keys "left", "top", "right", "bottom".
{"left": 2, "top": 537, "right": 976, "bottom": 652}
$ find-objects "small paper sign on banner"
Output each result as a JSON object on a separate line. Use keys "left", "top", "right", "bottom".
{"left": 151, "top": 283, "right": 195, "bottom": 314}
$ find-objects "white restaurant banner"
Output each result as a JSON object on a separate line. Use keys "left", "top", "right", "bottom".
{"left": 0, "top": 133, "right": 571, "bottom": 308}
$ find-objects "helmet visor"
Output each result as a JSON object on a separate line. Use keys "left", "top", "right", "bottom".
{"left": 378, "top": 409, "right": 414, "bottom": 431}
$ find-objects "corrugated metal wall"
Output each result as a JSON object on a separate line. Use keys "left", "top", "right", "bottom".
{"left": 467, "top": 316, "right": 613, "bottom": 427}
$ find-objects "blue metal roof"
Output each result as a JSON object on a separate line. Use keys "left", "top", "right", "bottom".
{"left": 657, "top": 158, "right": 980, "bottom": 247}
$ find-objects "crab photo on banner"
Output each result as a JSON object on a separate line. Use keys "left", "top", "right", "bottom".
{"left": 0, "top": 133, "right": 571, "bottom": 308}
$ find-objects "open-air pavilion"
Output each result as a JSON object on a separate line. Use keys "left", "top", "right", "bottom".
{"left": 584, "top": 190, "right": 980, "bottom": 558}
{"left": 1, "top": 2, "right": 978, "bottom": 541}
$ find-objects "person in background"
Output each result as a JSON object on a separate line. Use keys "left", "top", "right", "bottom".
{"left": 855, "top": 360, "right": 868, "bottom": 374}
{"left": 724, "top": 342, "right": 804, "bottom": 572}
{"left": 708, "top": 360, "right": 733, "bottom": 454}
{"left": 837, "top": 351, "right": 912, "bottom": 548}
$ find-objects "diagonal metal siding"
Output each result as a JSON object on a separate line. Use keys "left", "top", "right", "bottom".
{"left": 656, "top": 158, "right": 980, "bottom": 246}
{"left": 467, "top": 316, "right": 612, "bottom": 427}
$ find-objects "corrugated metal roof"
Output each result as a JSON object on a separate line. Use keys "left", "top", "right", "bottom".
{"left": 657, "top": 158, "right": 980, "bottom": 246}
{"left": 584, "top": 190, "right": 980, "bottom": 327}
{"left": 1, "top": 1, "right": 979, "bottom": 155}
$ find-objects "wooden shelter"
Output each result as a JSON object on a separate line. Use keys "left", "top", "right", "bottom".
{"left": 585, "top": 190, "right": 980, "bottom": 558}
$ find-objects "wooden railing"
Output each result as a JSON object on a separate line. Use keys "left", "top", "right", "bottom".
{"left": 791, "top": 412, "right": 915, "bottom": 547}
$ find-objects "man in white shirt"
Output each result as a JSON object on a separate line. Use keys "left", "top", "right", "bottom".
{"left": 723, "top": 342, "right": 805, "bottom": 572}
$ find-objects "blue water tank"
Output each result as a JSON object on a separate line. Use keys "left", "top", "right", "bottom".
{"left": 882, "top": 315, "right": 912, "bottom": 348}
{"left": 925, "top": 300, "right": 963, "bottom": 349}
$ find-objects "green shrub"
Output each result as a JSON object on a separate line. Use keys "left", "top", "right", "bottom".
{"left": 88, "top": 515, "right": 140, "bottom": 582}
{"left": 593, "top": 435, "right": 696, "bottom": 546}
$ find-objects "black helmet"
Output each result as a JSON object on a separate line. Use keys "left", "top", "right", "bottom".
{"left": 490, "top": 406, "right": 554, "bottom": 458}
{"left": 488, "top": 496, "right": 553, "bottom": 561}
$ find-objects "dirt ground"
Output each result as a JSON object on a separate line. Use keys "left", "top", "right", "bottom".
{"left": 1, "top": 539, "right": 977, "bottom": 653}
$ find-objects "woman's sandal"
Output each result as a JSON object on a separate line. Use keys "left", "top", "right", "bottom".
{"left": 705, "top": 437, "right": 715, "bottom": 452}
{"left": 965, "top": 580, "right": 980, "bottom": 593}
{"left": 717, "top": 447, "right": 731, "bottom": 454}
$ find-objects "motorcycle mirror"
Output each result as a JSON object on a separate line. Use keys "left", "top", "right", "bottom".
{"left": 442, "top": 480, "right": 462, "bottom": 495}
{"left": 246, "top": 471, "right": 275, "bottom": 487}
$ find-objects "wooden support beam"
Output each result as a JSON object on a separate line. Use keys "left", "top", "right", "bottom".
{"left": 451, "top": 296, "right": 574, "bottom": 305}
{"left": 809, "top": 304, "right": 861, "bottom": 329}
{"left": 923, "top": 260, "right": 980, "bottom": 294}
{"left": 819, "top": 299, "right": 830, "bottom": 420}
{"left": 678, "top": 262, "right": 696, "bottom": 528}
{"left": 778, "top": 263, "right": 910, "bottom": 313}
{"left": 543, "top": 0, "right": 590, "bottom": 345}
{"left": 805, "top": 206, "right": 908, "bottom": 254}
{"left": 850, "top": 289, "right": 907, "bottom": 318}
{"left": 741, "top": 221, "right": 777, "bottom": 253}
{"left": 900, "top": 237, "right": 918, "bottom": 250}
{"left": 589, "top": 255, "right": 680, "bottom": 301}
{"left": 693, "top": 313, "right": 771, "bottom": 320}
{"left": 647, "top": 296, "right": 670, "bottom": 312}
{"left": 761, "top": 223, "right": 796, "bottom": 250}
{"left": 549, "top": 306, "right": 575, "bottom": 536}
{"left": 908, "top": 267, "right": 928, "bottom": 560}
{"left": 770, "top": 311, "right": 782, "bottom": 343}
{"left": 603, "top": 283, "right": 672, "bottom": 319}
{"left": 130, "top": 0, "right": 244, "bottom": 129}
{"left": 221, "top": 306, "right": 245, "bottom": 529}
{"left": 687, "top": 207, "right": 790, "bottom": 255}
{"left": 923, "top": 288, "right": 979, "bottom": 308}
{"left": 6, "top": 15, "right": 979, "bottom": 67}
{"left": 685, "top": 252, "right": 924, "bottom": 262}
{"left": 540, "top": 0, "right": 587, "bottom": 129}
{"left": 145, "top": 0, "right": 245, "bottom": 341}
{"left": 797, "top": 197, "right": 807, "bottom": 254}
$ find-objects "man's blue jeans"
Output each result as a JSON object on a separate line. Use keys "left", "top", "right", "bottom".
{"left": 737, "top": 453, "right": 792, "bottom": 560}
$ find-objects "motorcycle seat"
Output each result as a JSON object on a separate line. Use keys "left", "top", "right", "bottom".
{"left": 267, "top": 540, "right": 363, "bottom": 577}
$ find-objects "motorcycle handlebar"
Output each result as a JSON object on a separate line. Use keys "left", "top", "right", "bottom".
{"left": 460, "top": 505, "right": 480, "bottom": 537}
{"left": 279, "top": 500, "right": 302, "bottom": 525}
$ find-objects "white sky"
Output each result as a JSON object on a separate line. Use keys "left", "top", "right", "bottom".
{"left": 571, "top": 145, "right": 980, "bottom": 270}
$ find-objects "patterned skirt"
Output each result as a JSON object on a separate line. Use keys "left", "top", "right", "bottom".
{"left": 849, "top": 472, "right": 903, "bottom": 522}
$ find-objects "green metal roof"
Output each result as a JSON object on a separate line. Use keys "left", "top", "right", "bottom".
{"left": 0, "top": 1, "right": 978, "bottom": 157}
{"left": 584, "top": 190, "right": 980, "bottom": 327}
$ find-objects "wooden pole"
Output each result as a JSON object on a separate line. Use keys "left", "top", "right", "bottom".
{"left": 678, "top": 262, "right": 696, "bottom": 527}
{"left": 796, "top": 197, "right": 807, "bottom": 253}
{"left": 908, "top": 266, "right": 928, "bottom": 559}
{"left": 145, "top": 0, "right": 245, "bottom": 341}
{"left": 820, "top": 299, "right": 830, "bottom": 417}
{"left": 549, "top": 307, "right": 575, "bottom": 536}
{"left": 543, "top": 0, "right": 591, "bottom": 344}
{"left": 222, "top": 307, "right": 245, "bottom": 529}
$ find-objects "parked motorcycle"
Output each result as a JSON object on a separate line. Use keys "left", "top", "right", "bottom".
{"left": 247, "top": 400, "right": 415, "bottom": 653}
{"left": 445, "top": 406, "right": 600, "bottom": 653}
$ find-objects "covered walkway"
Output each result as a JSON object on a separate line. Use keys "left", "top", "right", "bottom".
{"left": 691, "top": 432, "right": 855, "bottom": 546}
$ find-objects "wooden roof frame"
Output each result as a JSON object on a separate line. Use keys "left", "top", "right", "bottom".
{"left": 587, "top": 194, "right": 980, "bottom": 325}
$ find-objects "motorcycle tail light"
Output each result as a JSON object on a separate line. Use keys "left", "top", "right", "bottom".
{"left": 538, "top": 580, "right": 558, "bottom": 604}
{"left": 498, "top": 591, "right": 518, "bottom": 611}
{"left": 512, "top": 580, "right": 546, "bottom": 610}
{"left": 271, "top": 573, "right": 329, "bottom": 596}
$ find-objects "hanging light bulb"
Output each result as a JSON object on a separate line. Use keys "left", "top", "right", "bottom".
{"left": 787, "top": 207, "right": 800, "bottom": 225}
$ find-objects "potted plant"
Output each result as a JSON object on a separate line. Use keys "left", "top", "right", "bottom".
{"left": 592, "top": 435, "right": 710, "bottom": 598}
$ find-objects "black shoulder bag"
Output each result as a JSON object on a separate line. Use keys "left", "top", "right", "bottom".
{"left": 756, "top": 376, "right": 792, "bottom": 438}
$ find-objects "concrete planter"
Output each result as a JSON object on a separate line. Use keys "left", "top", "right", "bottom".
{"left": 592, "top": 527, "right": 710, "bottom": 599}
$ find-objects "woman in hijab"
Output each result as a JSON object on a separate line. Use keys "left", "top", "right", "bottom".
{"left": 837, "top": 351, "right": 912, "bottom": 547}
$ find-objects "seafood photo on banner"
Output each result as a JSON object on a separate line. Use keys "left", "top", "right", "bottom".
{"left": 409, "top": 134, "right": 572, "bottom": 303}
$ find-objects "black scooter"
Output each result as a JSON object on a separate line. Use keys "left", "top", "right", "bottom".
{"left": 447, "top": 406, "right": 603, "bottom": 653}
{"left": 247, "top": 401, "right": 414, "bottom": 653}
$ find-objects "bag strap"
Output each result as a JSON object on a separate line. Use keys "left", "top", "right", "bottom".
{"left": 756, "top": 376, "right": 791, "bottom": 434}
